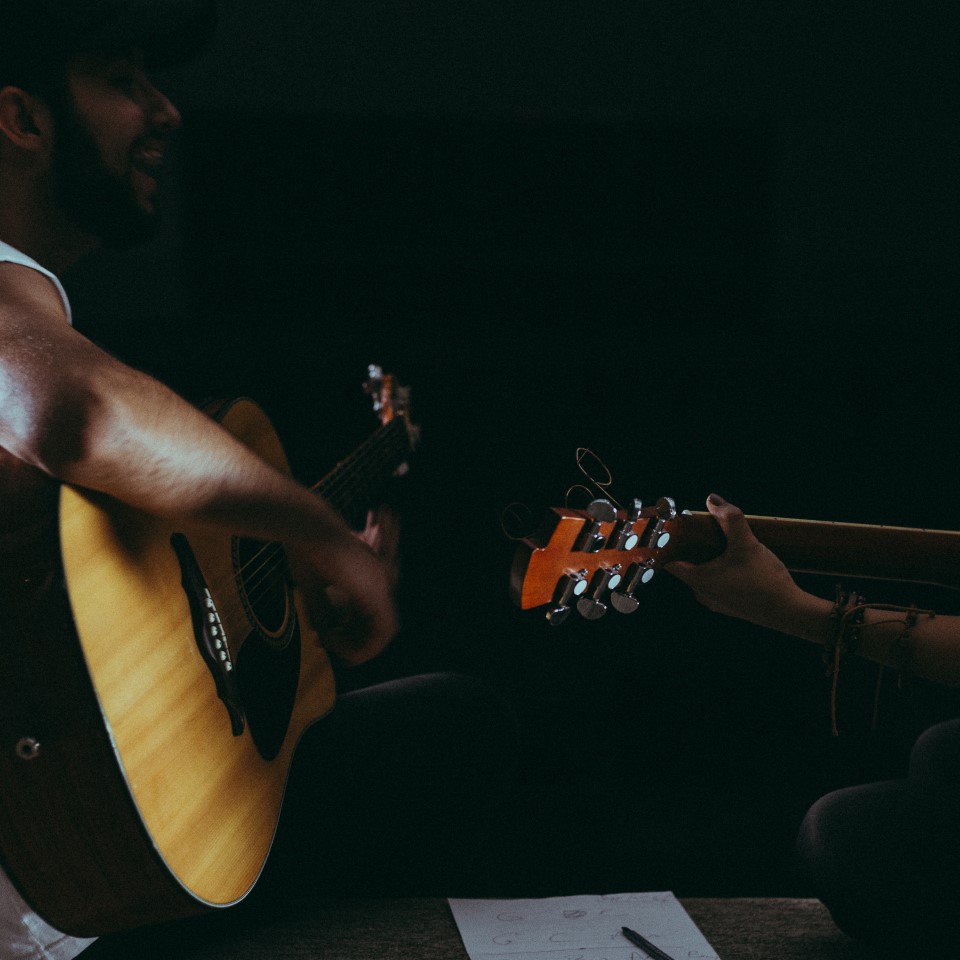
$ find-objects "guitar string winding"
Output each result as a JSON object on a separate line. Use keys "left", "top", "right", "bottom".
{"left": 501, "top": 448, "right": 624, "bottom": 541}
{"left": 570, "top": 446, "right": 624, "bottom": 510}
{"left": 499, "top": 502, "right": 536, "bottom": 542}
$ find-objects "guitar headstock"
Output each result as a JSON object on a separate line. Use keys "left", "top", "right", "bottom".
{"left": 510, "top": 496, "right": 722, "bottom": 625}
{"left": 363, "top": 364, "right": 420, "bottom": 449}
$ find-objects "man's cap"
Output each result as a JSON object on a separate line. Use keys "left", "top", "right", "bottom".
{"left": 0, "top": 0, "right": 218, "bottom": 83}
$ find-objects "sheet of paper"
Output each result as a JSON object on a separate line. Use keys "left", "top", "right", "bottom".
{"left": 448, "top": 891, "right": 719, "bottom": 960}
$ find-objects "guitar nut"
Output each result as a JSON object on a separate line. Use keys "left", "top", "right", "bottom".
{"left": 15, "top": 737, "right": 41, "bottom": 760}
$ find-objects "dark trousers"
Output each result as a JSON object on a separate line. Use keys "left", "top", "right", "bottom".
{"left": 249, "top": 670, "right": 519, "bottom": 903}
{"left": 793, "top": 718, "right": 960, "bottom": 950}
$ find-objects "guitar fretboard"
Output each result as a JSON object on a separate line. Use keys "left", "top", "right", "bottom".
{"left": 312, "top": 417, "right": 411, "bottom": 522}
{"left": 670, "top": 512, "right": 960, "bottom": 590}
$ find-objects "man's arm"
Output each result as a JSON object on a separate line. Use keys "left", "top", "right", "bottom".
{"left": 665, "top": 493, "right": 960, "bottom": 687}
{"left": 0, "top": 263, "right": 397, "bottom": 662}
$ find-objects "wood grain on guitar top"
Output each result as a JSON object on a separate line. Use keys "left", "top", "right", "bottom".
{"left": 1, "top": 399, "right": 366, "bottom": 935}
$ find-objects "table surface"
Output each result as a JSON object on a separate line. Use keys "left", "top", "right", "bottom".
{"left": 81, "top": 896, "right": 880, "bottom": 960}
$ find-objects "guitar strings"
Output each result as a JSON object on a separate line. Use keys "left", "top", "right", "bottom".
{"left": 184, "top": 420, "right": 405, "bottom": 611}
{"left": 221, "top": 466, "right": 406, "bottom": 612}
{"left": 237, "top": 423, "right": 408, "bottom": 598}
{"left": 208, "top": 419, "right": 411, "bottom": 613}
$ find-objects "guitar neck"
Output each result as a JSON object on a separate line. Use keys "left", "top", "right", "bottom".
{"left": 312, "top": 417, "right": 411, "bottom": 520}
{"left": 669, "top": 511, "right": 960, "bottom": 590}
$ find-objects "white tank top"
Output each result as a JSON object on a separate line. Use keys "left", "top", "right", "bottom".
{"left": 0, "top": 240, "right": 74, "bottom": 324}
{"left": 0, "top": 240, "right": 94, "bottom": 959}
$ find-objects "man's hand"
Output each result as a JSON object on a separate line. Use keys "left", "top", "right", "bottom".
{"left": 664, "top": 493, "right": 807, "bottom": 632}
{"left": 358, "top": 505, "right": 401, "bottom": 589}
{"left": 289, "top": 534, "right": 399, "bottom": 665}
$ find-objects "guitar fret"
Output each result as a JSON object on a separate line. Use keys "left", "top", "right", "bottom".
{"left": 313, "top": 418, "right": 410, "bottom": 517}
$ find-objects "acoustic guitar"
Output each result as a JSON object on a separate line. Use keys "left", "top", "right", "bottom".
{"left": 511, "top": 496, "right": 960, "bottom": 624}
{"left": 0, "top": 367, "right": 416, "bottom": 937}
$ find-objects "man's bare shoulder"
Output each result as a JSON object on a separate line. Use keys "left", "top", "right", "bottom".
{"left": 0, "top": 263, "right": 74, "bottom": 540}
{"left": 0, "top": 261, "right": 70, "bottom": 328}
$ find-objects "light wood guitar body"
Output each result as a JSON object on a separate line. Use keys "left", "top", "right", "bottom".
{"left": 0, "top": 378, "right": 414, "bottom": 936}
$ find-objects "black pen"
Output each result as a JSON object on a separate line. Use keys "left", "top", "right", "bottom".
{"left": 621, "top": 925, "right": 678, "bottom": 960}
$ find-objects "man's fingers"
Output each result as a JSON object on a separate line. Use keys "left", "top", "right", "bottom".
{"left": 307, "top": 589, "right": 398, "bottom": 664}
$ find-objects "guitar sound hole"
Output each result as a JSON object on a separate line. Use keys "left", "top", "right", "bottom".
{"left": 232, "top": 535, "right": 301, "bottom": 760}
{"left": 234, "top": 537, "right": 290, "bottom": 641}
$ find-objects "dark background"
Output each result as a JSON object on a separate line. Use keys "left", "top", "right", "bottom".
{"left": 64, "top": 0, "right": 960, "bottom": 898}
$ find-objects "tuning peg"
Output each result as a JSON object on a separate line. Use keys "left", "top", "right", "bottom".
{"left": 610, "top": 559, "right": 656, "bottom": 614}
{"left": 546, "top": 569, "right": 589, "bottom": 626}
{"left": 574, "top": 498, "right": 616, "bottom": 553}
{"left": 575, "top": 564, "right": 622, "bottom": 620}
{"left": 611, "top": 497, "right": 643, "bottom": 550}
{"left": 656, "top": 496, "right": 677, "bottom": 519}
{"left": 576, "top": 596, "right": 606, "bottom": 620}
{"left": 546, "top": 604, "right": 572, "bottom": 626}
{"left": 642, "top": 496, "right": 677, "bottom": 549}
{"left": 587, "top": 498, "right": 617, "bottom": 522}
{"left": 363, "top": 364, "right": 385, "bottom": 411}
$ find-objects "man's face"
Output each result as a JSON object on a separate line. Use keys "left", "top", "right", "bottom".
{"left": 51, "top": 51, "right": 182, "bottom": 247}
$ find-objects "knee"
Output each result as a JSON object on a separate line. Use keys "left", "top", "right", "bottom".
{"left": 793, "top": 790, "right": 885, "bottom": 943}
{"left": 397, "top": 671, "right": 521, "bottom": 777}
{"left": 909, "top": 719, "right": 960, "bottom": 784}
{"left": 410, "top": 671, "right": 518, "bottom": 739}
{"left": 793, "top": 790, "right": 851, "bottom": 890}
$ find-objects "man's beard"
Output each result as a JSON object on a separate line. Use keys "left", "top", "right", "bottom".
{"left": 51, "top": 109, "right": 161, "bottom": 249}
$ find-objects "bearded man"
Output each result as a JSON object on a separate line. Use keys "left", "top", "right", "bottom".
{"left": 0, "top": 4, "right": 516, "bottom": 957}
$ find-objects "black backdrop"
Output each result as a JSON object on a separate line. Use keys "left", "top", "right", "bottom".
{"left": 62, "top": 1, "right": 960, "bottom": 896}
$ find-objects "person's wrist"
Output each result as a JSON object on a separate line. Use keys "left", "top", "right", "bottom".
{"left": 778, "top": 587, "right": 835, "bottom": 644}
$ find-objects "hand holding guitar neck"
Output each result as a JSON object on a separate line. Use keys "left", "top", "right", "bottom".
{"left": 511, "top": 491, "right": 960, "bottom": 625}
{"left": 663, "top": 494, "right": 817, "bottom": 635}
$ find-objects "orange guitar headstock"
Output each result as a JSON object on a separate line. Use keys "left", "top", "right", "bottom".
{"left": 363, "top": 363, "right": 419, "bottom": 449}
{"left": 509, "top": 495, "right": 718, "bottom": 625}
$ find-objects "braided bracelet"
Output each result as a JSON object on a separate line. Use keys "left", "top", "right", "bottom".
{"left": 824, "top": 587, "right": 936, "bottom": 735}
{"left": 825, "top": 588, "right": 864, "bottom": 737}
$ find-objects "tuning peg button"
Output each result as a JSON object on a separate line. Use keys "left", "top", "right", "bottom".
{"left": 609, "top": 592, "right": 639, "bottom": 615}
{"left": 587, "top": 499, "right": 617, "bottom": 522}
{"left": 546, "top": 570, "right": 589, "bottom": 626}
{"left": 656, "top": 496, "right": 677, "bottom": 519}
{"left": 576, "top": 596, "right": 607, "bottom": 620}
{"left": 546, "top": 604, "right": 572, "bottom": 626}
{"left": 575, "top": 564, "right": 622, "bottom": 620}
{"left": 610, "top": 560, "right": 656, "bottom": 614}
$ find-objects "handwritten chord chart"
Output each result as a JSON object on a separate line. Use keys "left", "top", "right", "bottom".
{"left": 448, "top": 892, "right": 719, "bottom": 960}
